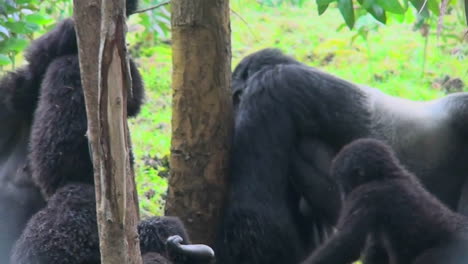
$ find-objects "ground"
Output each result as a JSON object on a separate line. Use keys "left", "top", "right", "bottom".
{"left": 127, "top": 0, "right": 467, "bottom": 217}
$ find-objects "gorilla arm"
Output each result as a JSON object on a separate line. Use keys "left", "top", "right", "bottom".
{"left": 291, "top": 138, "right": 341, "bottom": 223}
{"left": 290, "top": 139, "right": 342, "bottom": 249}
{"left": 29, "top": 56, "right": 144, "bottom": 197}
{"left": 301, "top": 196, "right": 375, "bottom": 264}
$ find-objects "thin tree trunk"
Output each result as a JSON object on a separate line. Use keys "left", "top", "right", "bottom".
{"left": 166, "top": 0, "right": 232, "bottom": 245}
{"left": 74, "top": 0, "right": 142, "bottom": 263}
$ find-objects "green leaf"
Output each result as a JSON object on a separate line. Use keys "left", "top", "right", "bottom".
{"left": 336, "top": 23, "right": 347, "bottom": 31}
{"left": 1, "top": 38, "right": 28, "bottom": 53}
{"left": 0, "top": 54, "right": 10, "bottom": 66}
{"left": 376, "top": 0, "right": 406, "bottom": 14}
{"left": 16, "top": 0, "right": 33, "bottom": 4}
{"left": 426, "top": 0, "right": 439, "bottom": 15}
{"left": 316, "top": 0, "right": 335, "bottom": 15}
{"left": 5, "top": 21, "right": 39, "bottom": 34}
{"left": 409, "top": 0, "right": 429, "bottom": 18}
{"left": 0, "top": 25, "right": 9, "bottom": 37}
{"left": 358, "top": 0, "right": 386, "bottom": 24}
{"left": 25, "top": 13, "right": 52, "bottom": 25}
{"left": 318, "top": 3, "right": 330, "bottom": 14}
{"left": 338, "top": 0, "right": 355, "bottom": 29}
{"left": 465, "top": 0, "right": 468, "bottom": 26}
{"left": 358, "top": 0, "right": 374, "bottom": 9}
{"left": 368, "top": 4, "right": 387, "bottom": 23}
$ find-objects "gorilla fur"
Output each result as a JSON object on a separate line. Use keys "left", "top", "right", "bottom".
{"left": 29, "top": 53, "right": 144, "bottom": 197}
{"left": 11, "top": 184, "right": 215, "bottom": 264}
{"left": 302, "top": 138, "right": 468, "bottom": 264}
{"left": 0, "top": 19, "right": 79, "bottom": 262}
{"left": 217, "top": 48, "right": 468, "bottom": 264}
{"left": 142, "top": 253, "right": 172, "bottom": 264}
{"left": 139, "top": 217, "right": 215, "bottom": 264}
{"left": 10, "top": 184, "right": 100, "bottom": 264}
{"left": 0, "top": 0, "right": 140, "bottom": 260}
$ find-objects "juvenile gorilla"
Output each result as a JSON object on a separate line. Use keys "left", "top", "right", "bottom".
{"left": 303, "top": 138, "right": 468, "bottom": 264}
{"left": 217, "top": 48, "right": 468, "bottom": 264}
{"left": 139, "top": 217, "right": 215, "bottom": 264}
{"left": 11, "top": 184, "right": 215, "bottom": 264}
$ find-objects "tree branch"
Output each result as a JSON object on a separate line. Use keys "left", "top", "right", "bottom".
{"left": 134, "top": 1, "right": 170, "bottom": 14}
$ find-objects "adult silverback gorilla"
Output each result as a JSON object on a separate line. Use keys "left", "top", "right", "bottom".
{"left": 215, "top": 48, "right": 468, "bottom": 264}
{"left": 0, "top": 1, "right": 139, "bottom": 261}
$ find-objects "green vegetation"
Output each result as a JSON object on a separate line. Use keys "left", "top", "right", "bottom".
{"left": 131, "top": 0, "right": 467, "bottom": 216}
{"left": 1, "top": 0, "right": 466, "bottom": 216}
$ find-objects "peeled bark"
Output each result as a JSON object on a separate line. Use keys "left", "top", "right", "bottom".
{"left": 165, "top": 0, "right": 232, "bottom": 245}
{"left": 74, "top": 0, "right": 142, "bottom": 263}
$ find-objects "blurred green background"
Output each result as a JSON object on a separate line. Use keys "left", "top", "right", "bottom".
{"left": 1, "top": 0, "right": 467, "bottom": 218}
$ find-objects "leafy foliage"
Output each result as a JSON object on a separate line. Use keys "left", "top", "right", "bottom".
{"left": 0, "top": 0, "right": 52, "bottom": 67}
{"left": 131, "top": 0, "right": 171, "bottom": 49}
{"left": 321, "top": 0, "right": 467, "bottom": 29}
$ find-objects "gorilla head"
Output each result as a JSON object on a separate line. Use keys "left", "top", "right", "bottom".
{"left": 232, "top": 49, "right": 301, "bottom": 108}
{"left": 331, "top": 138, "right": 402, "bottom": 194}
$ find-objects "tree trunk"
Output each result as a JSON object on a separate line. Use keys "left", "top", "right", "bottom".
{"left": 166, "top": 0, "right": 232, "bottom": 245}
{"left": 73, "top": 0, "right": 142, "bottom": 263}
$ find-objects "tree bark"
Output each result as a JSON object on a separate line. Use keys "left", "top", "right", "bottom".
{"left": 166, "top": 0, "right": 232, "bottom": 245}
{"left": 74, "top": 0, "right": 142, "bottom": 263}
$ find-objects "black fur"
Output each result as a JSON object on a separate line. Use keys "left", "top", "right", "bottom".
{"left": 217, "top": 48, "right": 468, "bottom": 264}
{"left": 10, "top": 184, "right": 100, "bottom": 264}
{"left": 29, "top": 54, "right": 144, "bottom": 197}
{"left": 139, "top": 217, "right": 215, "bottom": 264}
{"left": 11, "top": 184, "right": 212, "bottom": 264}
{"left": 302, "top": 139, "right": 468, "bottom": 264}
{"left": 0, "top": 19, "right": 81, "bottom": 262}
{"left": 138, "top": 216, "right": 190, "bottom": 261}
{"left": 0, "top": 0, "right": 140, "bottom": 259}
{"left": 142, "top": 252, "right": 172, "bottom": 264}
{"left": 217, "top": 49, "right": 368, "bottom": 264}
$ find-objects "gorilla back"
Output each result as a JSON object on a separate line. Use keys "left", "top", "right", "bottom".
{"left": 216, "top": 48, "right": 468, "bottom": 264}
{"left": 0, "top": 0, "right": 140, "bottom": 261}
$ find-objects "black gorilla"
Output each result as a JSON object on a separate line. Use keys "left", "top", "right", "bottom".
{"left": 139, "top": 217, "right": 215, "bottom": 264}
{"left": 0, "top": 19, "right": 79, "bottom": 261}
{"left": 143, "top": 253, "right": 172, "bottom": 264}
{"left": 29, "top": 52, "right": 143, "bottom": 197}
{"left": 10, "top": 184, "right": 100, "bottom": 263}
{"left": 303, "top": 139, "right": 468, "bottom": 264}
{"left": 216, "top": 48, "right": 468, "bottom": 264}
{"left": 11, "top": 183, "right": 215, "bottom": 264}
{"left": 0, "top": 1, "right": 141, "bottom": 260}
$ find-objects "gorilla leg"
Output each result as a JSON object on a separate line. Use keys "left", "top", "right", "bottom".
{"left": 142, "top": 253, "right": 172, "bottom": 264}
{"left": 291, "top": 138, "right": 341, "bottom": 224}
{"left": 361, "top": 235, "right": 389, "bottom": 264}
{"left": 457, "top": 178, "right": 468, "bottom": 216}
{"left": 10, "top": 183, "right": 100, "bottom": 264}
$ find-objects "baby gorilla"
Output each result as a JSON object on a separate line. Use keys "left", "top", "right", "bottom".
{"left": 139, "top": 217, "right": 215, "bottom": 264}
{"left": 302, "top": 138, "right": 468, "bottom": 264}
{"left": 10, "top": 184, "right": 214, "bottom": 264}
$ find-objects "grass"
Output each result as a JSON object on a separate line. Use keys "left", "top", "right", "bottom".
{"left": 129, "top": 1, "right": 467, "bottom": 216}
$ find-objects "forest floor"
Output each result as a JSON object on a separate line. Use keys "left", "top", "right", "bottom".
{"left": 128, "top": 1, "right": 468, "bottom": 216}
